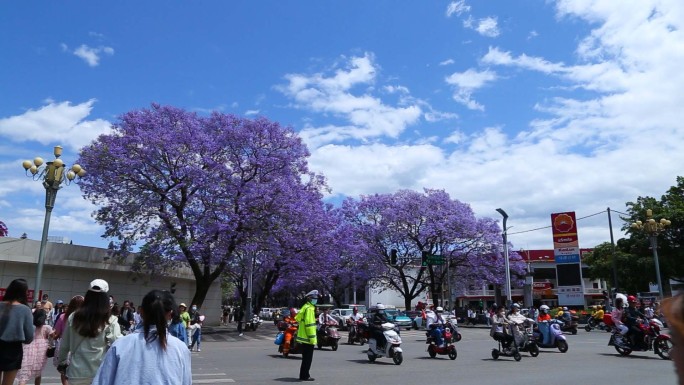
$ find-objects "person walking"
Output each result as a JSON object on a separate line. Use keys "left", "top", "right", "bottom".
{"left": 236, "top": 306, "right": 245, "bottom": 337}
{"left": 169, "top": 306, "right": 187, "bottom": 345}
{"left": 57, "top": 279, "right": 121, "bottom": 385}
{"left": 187, "top": 304, "right": 202, "bottom": 351}
{"left": 92, "top": 290, "right": 191, "bottom": 385}
{"left": 0, "top": 278, "right": 34, "bottom": 385}
{"left": 295, "top": 290, "right": 318, "bottom": 382}
{"left": 16, "top": 309, "right": 52, "bottom": 385}
{"left": 51, "top": 295, "right": 84, "bottom": 385}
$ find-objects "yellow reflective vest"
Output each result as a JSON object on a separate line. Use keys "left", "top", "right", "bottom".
{"left": 295, "top": 302, "right": 317, "bottom": 345}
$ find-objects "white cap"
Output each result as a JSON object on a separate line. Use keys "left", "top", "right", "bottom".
{"left": 89, "top": 279, "right": 109, "bottom": 293}
{"left": 305, "top": 290, "right": 319, "bottom": 298}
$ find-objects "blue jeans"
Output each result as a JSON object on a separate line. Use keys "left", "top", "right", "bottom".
{"left": 190, "top": 327, "right": 201, "bottom": 349}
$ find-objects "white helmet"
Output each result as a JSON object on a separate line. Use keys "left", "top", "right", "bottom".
{"left": 540, "top": 305, "right": 550, "bottom": 312}
{"left": 436, "top": 306, "right": 444, "bottom": 312}
{"left": 375, "top": 303, "right": 386, "bottom": 310}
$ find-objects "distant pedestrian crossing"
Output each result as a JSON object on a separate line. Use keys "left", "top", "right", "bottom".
{"left": 38, "top": 373, "right": 236, "bottom": 384}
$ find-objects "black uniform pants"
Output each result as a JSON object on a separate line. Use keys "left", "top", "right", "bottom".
{"left": 299, "top": 343, "right": 315, "bottom": 380}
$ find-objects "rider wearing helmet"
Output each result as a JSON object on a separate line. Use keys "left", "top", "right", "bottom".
{"left": 625, "top": 295, "right": 647, "bottom": 348}
{"left": 537, "top": 305, "right": 551, "bottom": 322}
{"left": 426, "top": 306, "right": 446, "bottom": 346}
{"left": 370, "top": 304, "right": 390, "bottom": 348}
{"left": 560, "top": 307, "right": 572, "bottom": 323}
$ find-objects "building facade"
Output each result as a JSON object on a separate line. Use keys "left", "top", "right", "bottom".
{"left": 0, "top": 237, "right": 222, "bottom": 324}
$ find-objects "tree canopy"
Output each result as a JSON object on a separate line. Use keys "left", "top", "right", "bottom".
{"left": 77, "top": 104, "right": 329, "bottom": 306}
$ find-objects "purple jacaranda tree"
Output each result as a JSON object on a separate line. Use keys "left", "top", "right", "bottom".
{"left": 77, "top": 104, "right": 327, "bottom": 307}
{"left": 342, "top": 188, "right": 524, "bottom": 310}
{"left": 0, "top": 220, "right": 8, "bottom": 237}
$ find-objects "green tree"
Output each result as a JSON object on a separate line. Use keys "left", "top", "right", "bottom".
{"left": 583, "top": 242, "right": 652, "bottom": 294}
{"left": 623, "top": 176, "right": 684, "bottom": 293}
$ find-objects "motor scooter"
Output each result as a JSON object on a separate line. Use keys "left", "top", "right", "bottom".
{"left": 584, "top": 316, "right": 610, "bottom": 332}
{"left": 608, "top": 318, "right": 672, "bottom": 360}
{"left": 347, "top": 319, "right": 367, "bottom": 345}
{"left": 425, "top": 324, "right": 457, "bottom": 360}
{"left": 556, "top": 314, "right": 578, "bottom": 334}
{"left": 276, "top": 320, "right": 304, "bottom": 357}
{"left": 246, "top": 314, "right": 262, "bottom": 331}
{"left": 534, "top": 320, "right": 569, "bottom": 352}
{"left": 367, "top": 322, "right": 403, "bottom": 365}
{"left": 317, "top": 321, "right": 341, "bottom": 351}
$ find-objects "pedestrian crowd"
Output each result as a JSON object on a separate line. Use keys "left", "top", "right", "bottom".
{"left": 0, "top": 277, "right": 195, "bottom": 385}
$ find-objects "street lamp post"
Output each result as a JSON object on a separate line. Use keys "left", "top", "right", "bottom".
{"left": 631, "top": 209, "right": 671, "bottom": 299}
{"left": 22, "top": 146, "right": 86, "bottom": 301}
{"left": 496, "top": 208, "right": 512, "bottom": 306}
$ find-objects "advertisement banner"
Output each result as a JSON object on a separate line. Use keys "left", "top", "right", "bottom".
{"left": 552, "top": 211, "right": 585, "bottom": 306}
{"left": 551, "top": 212, "right": 579, "bottom": 248}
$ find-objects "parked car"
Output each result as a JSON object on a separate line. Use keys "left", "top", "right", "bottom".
{"left": 385, "top": 309, "right": 412, "bottom": 330}
{"left": 330, "top": 308, "right": 362, "bottom": 330}
{"left": 259, "top": 307, "right": 276, "bottom": 320}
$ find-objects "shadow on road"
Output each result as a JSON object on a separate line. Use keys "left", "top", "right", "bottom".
{"left": 347, "top": 359, "right": 395, "bottom": 365}
{"left": 268, "top": 354, "right": 302, "bottom": 360}
{"left": 596, "top": 352, "right": 660, "bottom": 360}
{"left": 273, "top": 378, "right": 305, "bottom": 382}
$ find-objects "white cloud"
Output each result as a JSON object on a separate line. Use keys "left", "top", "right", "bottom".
{"left": 446, "top": 1, "right": 470, "bottom": 18}
{"left": 477, "top": 17, "right": 500, "bottom": 37}
{"left": 0, "top": 100, "right": 112, "bottom": 151}
{"left": 439, "top": 59, "right": 455, "bottom": 66}
{"left": 445, "top": 68, "right": 497, "bottom": 110}
{"left": 245, "top": 109, "right": 260, "bottom": 116}
{"left": 278, "top": 53, "right": 423, "bottom": 146}
{"left": 71, "top": 44, "right": 114, "bottom": 67}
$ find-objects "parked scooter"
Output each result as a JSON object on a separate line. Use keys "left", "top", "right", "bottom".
{"left": 276, "top": 320, "right": 303, "bottom": 357}
{"left": 317, "top": 321, "right": 341, "bottom": 351}
{"left": 534, "top": 320, "right": 569, "bottom": 352}
{"left": 425, "top": 324, "right": 457, "bottom": 360}
{"left": 347, "top": 319, "right": 368, "bottom": 345}
{"left": 608, "top": 318, "right": 672, "bottom": 360}
{"left": 367, "top": 322, "right": 403, "bottom": 365}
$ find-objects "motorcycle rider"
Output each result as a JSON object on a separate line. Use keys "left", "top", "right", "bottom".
{"left": 426, "top": 306, "right": 446, "bottom": 347}
{"left": 625, "top": 295, "right": 647, "bottom": 348}
{"left": 537, "top": 305, "right": 551, "bottom": 322}
{"left": 317, "top": 308, "right": 336, "bottom": 338}
{"left": 558, "top": 306, "right": 572, "bottom": 324}
{"left": 490, "top": 305, "right": 514, "bottom": 352}
{"left": 347, "top": 307, "right": 365, "bottom": 340}
{"left": 370, "top": 304, "right": 390, "bottom": 348}
{"left": 611, "top": 297, "right": 629, "bottom": 345}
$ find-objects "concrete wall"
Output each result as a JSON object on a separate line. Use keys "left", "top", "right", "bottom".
{"left": 0, "top": 237, "right": 222, "bottom": 325}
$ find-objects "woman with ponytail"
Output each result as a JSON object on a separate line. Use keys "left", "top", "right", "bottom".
{"left": 92, "top": 290, "right": 191, "bottom": 385}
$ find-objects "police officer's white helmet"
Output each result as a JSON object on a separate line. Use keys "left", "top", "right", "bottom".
{"left": 436, "top": 306, "right": 444, "bottom": 312}
{"left": 376, "top": 303, "right": 386, "bottom": 310}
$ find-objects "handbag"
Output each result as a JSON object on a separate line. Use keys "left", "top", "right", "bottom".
{"left": 46, "top": 346, "right": 56, "bottom": 358}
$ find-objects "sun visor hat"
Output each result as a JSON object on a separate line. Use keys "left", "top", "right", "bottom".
{"left": 89, "top": 279, "right": 109, "bottom": 293}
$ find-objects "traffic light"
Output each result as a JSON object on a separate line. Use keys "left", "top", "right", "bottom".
{"left": 390, "top": 249, "right": 398, "bottom": 266}
{"left": 421, "top": 251, "right": 428, "bottom": 267}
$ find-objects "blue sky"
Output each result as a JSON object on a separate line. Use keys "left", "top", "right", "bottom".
{"left": 1, "top": 1, "right": 683, "bottom": 251}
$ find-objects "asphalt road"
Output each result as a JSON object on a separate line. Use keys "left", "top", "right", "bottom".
{"left": 38, "top": 323, "right": 678, "bottom": 384}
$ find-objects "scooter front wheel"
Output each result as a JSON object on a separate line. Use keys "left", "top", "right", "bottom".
{"left": 513, "top": 352, "right": 522, "bottom": 361}
{"left": 332, "top": 341, "right": 338, "bottom": 351}
{"left": 491, "top": 349, "right": 500, "bottom": 360}
{"left": 448, "top": 347, "right": 457, "bottom": 360}
{"left": 428, "top": 345, "right": 437, "bottom": 358}
{"left": 529, "top": 344, "right": 539, "bottom": 357}
{"left": 585, "top": 324, "right": 592, "bottom": 332}
{"left": 557, "top": 340, "right": 569, "bottom": 353}
{"left": 367, "top": 351, "right": 376, "bottom": 362}
{"left": 393, "top": 352, "right": 403, "bottom": 365}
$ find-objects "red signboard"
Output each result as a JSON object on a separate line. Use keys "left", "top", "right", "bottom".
{"left": 551, "top": 212, "right": 579, "bottom": 248}
{"left": 533, "top": 282, "right": 553, "bottom": 290}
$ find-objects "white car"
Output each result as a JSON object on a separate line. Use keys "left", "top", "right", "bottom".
{"left": 331, "top": 308, "right": 364, "bottom": 330}
{"left": 259, "top": 308, "right": 275, "bottom": 320}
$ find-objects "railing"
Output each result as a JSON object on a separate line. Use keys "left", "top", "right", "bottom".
{"left": 461, "top": 287, "right": 605, "bottom": 296}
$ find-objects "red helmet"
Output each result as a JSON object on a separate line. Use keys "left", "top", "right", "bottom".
{"left": 627, "top": 295, "right": 638, "bottom": 303}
